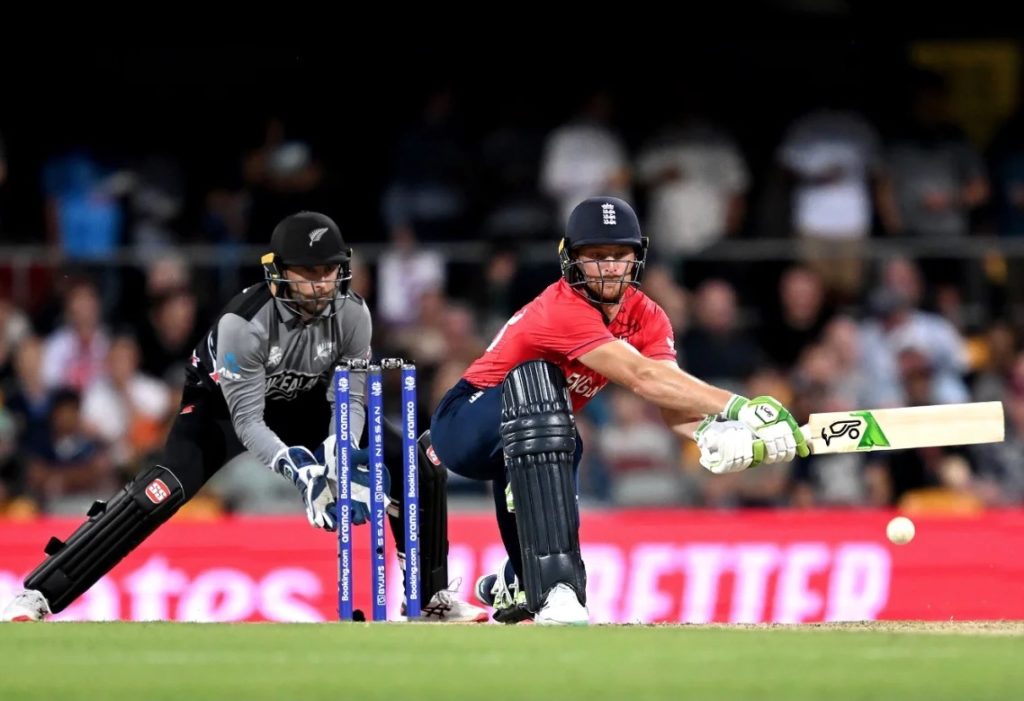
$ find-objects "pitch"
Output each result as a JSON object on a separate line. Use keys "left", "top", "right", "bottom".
{"left": 2, "top": 621, "right": 1021, "bottom": 700}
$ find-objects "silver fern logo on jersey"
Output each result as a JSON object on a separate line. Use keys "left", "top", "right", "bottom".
{"left": 316, "top": 341, "right": 334, "bottom": 361}
{"left": 308, "top": 227, "right": 328, "bottom": 246}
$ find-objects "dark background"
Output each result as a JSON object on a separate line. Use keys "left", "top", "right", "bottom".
{"left": 2, "top": 14, "right": 1016, "bottom": 245}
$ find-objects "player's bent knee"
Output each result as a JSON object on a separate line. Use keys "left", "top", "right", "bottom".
{"left": 24, "top": 465, "right": 186, "bottom": 613}
{"left": 501, "top": 361, "right": 577, "bottom": 455}
{"left": 501, "top": 361, "right": 587, "bottom": 611}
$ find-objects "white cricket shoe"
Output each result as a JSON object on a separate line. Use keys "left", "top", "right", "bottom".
{"left": 2, "top": 589, "right": 51, "bottom": 622}
{"left": 405, "top": 580, "right": 489, "bottom": 623}
{"left": 535, "top": 583, "right": 589, "bottom": 626}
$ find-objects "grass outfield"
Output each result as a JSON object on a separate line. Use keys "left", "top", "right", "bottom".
{"left": 2, "top": 621, "right": 1022, "bottom": 700}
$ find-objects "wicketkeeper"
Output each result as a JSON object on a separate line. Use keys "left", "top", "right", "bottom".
{"left": 3, "top": 211, "right": 484, "bottom": 622}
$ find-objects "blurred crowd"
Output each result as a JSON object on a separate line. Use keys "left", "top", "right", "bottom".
{"left": 3, "top": 67, "right": 1024, "bottom": 518}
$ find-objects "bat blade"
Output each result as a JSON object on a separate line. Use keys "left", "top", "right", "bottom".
{"left": 804, "top": 402, "right": 1005, "bottom": 455}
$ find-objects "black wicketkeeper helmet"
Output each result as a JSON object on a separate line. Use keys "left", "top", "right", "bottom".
{"left": 262, "top": 211, "right": 353, "bottom": 313}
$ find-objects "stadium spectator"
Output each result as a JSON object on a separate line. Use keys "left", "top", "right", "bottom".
{"left": 40, "top": 278, "right": 110, "bottom": 393}
{"left": 540, "top": 88, "right": 631, "bottom": 225}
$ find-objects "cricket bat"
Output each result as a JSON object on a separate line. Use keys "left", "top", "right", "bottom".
{"left": 803, "top": 401, "right": 1005, "bottom": 455}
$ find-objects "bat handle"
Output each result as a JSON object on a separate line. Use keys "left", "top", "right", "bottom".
{"left": 801, "top": 424, "right": 815, "bottom": 455}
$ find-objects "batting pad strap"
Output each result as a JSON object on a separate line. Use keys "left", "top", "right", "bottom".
{"left": 501, "top": 412, "right": 576, "bottom": 457}
{"left": 501, "top": 361, "right": 587, "bottom": 611}
{"left": 25, "top": 465, "right": 185, "bottom": 613}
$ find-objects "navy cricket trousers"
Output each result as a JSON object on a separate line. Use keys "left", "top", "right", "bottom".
{"left": 430, "top": 379, "right": 582, "bottom": 581}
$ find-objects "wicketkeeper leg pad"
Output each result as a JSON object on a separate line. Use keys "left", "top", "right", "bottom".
{"left": 501, "top": 360, "right": 586, "bottom": 611}
{"left": 24, "top": 465, "right": 186, "bottom": 613}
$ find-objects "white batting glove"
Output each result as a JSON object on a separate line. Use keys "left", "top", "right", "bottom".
{"left": 694, "top": 417, "right": 764, "bottom": 474}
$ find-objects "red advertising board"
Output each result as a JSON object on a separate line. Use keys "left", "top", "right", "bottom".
{"left": 2, "top": 510, "right": 1022, "bottom": 622}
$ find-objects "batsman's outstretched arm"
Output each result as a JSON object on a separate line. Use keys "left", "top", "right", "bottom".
{"left": 582, "top": 342, "right": 808, "bottom": 467}
{"left": 579, "top": 340, "right": 732, "bottom": 418}
{"left": 655, "top": 362, "right": 712, "bottom": 441}
{"left": 660, "top": 407, "right": 703, "bottom": 442}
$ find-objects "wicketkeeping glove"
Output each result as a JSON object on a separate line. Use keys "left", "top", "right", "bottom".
{"left": 273, "top": 446, "right": 336, "bottom": 531}
{"left": 316, "top": 435, "right": 394, "bottom": 526}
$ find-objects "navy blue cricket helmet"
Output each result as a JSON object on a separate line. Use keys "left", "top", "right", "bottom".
{"left": 558, "top": 196, "right": 649, "bottom": 302}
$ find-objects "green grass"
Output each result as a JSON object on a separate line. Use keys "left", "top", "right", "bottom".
{"left": 1, "top": 622, "right": 1022, "bottom": 700}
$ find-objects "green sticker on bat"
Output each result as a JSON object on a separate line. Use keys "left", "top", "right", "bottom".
{"left": 821, "top": 411, "right": 891, "bottom": 449}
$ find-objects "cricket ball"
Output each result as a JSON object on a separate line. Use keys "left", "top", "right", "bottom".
{"left": 886, "top": 516, "right": 915, "bottom": 545}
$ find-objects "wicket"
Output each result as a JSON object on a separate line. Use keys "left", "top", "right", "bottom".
{"left": 333, "top": 358, "right": 420, "bottom": 621}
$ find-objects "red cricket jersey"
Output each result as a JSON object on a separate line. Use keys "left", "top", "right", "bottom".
{"left": 463, "top": 279, "right": 677, "bottom": 412}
